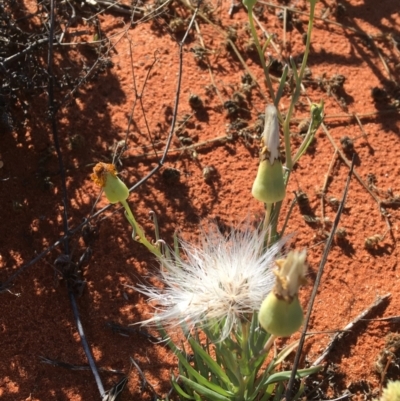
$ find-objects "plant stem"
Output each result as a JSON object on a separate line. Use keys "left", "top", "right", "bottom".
{"left": 120, "top": 199, "right": 161, "bottom": 258}
{"left": 236, "top": 320, "right": 251, "bottom": 400}
{"left": 283, "top": 0, "right": 317, "bottom": 171}
{"left": 263, "top": 203, "right": 273, "bottom": 247}
{"left": 270, "top": 201, "right": 281, "bottom": 243}
{"left": 247, "top": 9, "right": 275, "bottom": 105}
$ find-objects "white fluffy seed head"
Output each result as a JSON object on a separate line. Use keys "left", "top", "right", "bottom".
{"left": 135, "top": 225, "right": 287, "bottom": 341}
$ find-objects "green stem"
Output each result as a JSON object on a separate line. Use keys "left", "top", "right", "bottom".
{"left": 263, "top": 203, "right": 273, "bottom": 247}
{"left": 269, "top": 201, "right": 281, "bottom": 244}
{"left": 237, "top": 320, "right": 251, "bottom": 401}
{"left": 298, "top": 1, "right": 317, "bottom": 85}
{"left": 283, "top": 0, "right": 317, "bottom": 171}
{"left": 120, "top": 199, "right": 161, "bottom": 258}
{"left": 270, "top": 165, "right": 292, "bottom": 241}
{"left": 247, "top": 9, "right": 275, "bottom": 105}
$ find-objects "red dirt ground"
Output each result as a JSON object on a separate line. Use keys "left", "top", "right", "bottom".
{"left": 1, "top": 0, "right": 400, "bottom": 400}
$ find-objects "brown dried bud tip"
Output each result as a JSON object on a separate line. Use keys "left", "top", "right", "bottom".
{"left": 91, "top": 163, "right": 117, "bottom": 188}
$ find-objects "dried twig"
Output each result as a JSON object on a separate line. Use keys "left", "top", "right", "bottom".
{"left": 312, "top": 293, "right": 391, "bottom": 367}
{"left": 40, "top": 356, "right": 125, "bottom": 374}
{"left": 320, "top": 122, "right": 393, "bottom": 233}
{"left": 130, "top": 357, "right": 160, "bottom": 398}
{"left": 320, "top": 149, "right": 338, "bottom": 227}
{"left": 105, "top": 321, "right": 163, "bottom": 342}
{"left": 286, "top": 156, "right": 355, "bottom": 400}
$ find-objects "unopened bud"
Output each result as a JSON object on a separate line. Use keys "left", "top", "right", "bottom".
{"left": 252, "top": 105, "right": 285, "bottom": 204}
{"left": 91, "top": 163, "right": 129, "bottom": 204}
{"left": 252, "top": 159, "right": 286, "bottom": 203}
{"left": 259, "top": 292, "right": 303, "bottom": 337}
{"left": 259, "top": 250, "right": 307, "bottom": 337}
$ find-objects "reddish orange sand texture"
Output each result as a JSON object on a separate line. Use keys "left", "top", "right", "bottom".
{"left": 1, "top": 0, "right": 400, "bottom": 400}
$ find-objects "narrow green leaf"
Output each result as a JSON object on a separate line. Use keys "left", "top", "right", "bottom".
{"left": 271, "top": 340, "right": 300, "bottom": 368}
{"left": 260, "top": 383, "right": 275, "bottom": 401}
{"left": 275, "top": 65, "right": 289, "bottom": 106}
{"left": 176, "top": 351, "right": 231, "bottom": 396}
{"left": 263, "top": 366, "right": 322, "bottom": 386}
{"left": 171, "top": 375, "right": 195, "bottom": 400}
{"left": 193, "top": 391, "right": 202, "bottom": 401}
{"left": 179, "top": 376, "right": 231, "bottom": 401}
{"left": 188, "top": 334, "right": 209, "bottom": 379}
{"left": 292, "top": 101, "right": 324, "bottom": 164}
{"left": 188, "top": 338, "right": 231, "bottom": 387}
{"left": 272, "top": 382, "right": 284, "bottom": 401}
{"left": 292, "top": 378, "right": 305, "bottom": 401}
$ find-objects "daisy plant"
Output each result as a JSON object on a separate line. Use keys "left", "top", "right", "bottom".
{"left": 90, "top": 1, "right": 325, "bottom": 399}
{"left": 91, "top": 163, "right": 321, "bottom": 399}
{"left": 135, "top": 226, "right": 320, "bottom": 401}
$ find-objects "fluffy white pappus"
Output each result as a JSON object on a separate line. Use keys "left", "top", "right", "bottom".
{"left": 135, "top": 226, "right": 287, "bottom": 340}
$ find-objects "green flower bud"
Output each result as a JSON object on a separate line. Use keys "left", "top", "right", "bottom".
{"left": 259, "top": 291, "right": 303, "bottom": 337}
{"left": 259, "top": 250, "right": 308, "bottom": 337}
{"left": 310, "top": 101, "right": 324, "bottom": 131}
{"left": 91, "top": 163, "right": 129, "bottom": 204}
{"left": 252, "top": 159, "right": 286, "bottom": 203}
{"left": 252, "top": 105, "right": 285, "bottom": 204}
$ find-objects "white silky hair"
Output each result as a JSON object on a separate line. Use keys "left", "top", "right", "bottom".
{"left": 134, "top": 224, "right": 288, "bottom": 341}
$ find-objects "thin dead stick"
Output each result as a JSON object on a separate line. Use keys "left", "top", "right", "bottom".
{"left": 329, "top": 393, "right": 355, "bottom": 401}
{"left": 361, "top": 315, "right": 400, "bottom": 323}
{"left": 312, "top": 293, "right": 391, "bottom": 367}
{"left": 191, "top": 16, "right": 225, "bottom": 106}
{"left": 133, "top": 0, "right": 174, "bottom": 25}
{"left": 320, "top": 122, "right": 392, "bottom": 232}
{"left": 300, "top": 95, "right": 392, "bottom": 230}
{"left": 40, "top": 356, "right": 125, "bottom": 374}
{"left": 129, "top": 134, "right": 231, "bottom": 160}
{"left": 373, "top": 44, "right": 395, "bottom": 83}
{"left": 286, "top": 156, "right": 355, "bottom": 401}
{"left": 252, "top": 13, "right": 281, "bottom": 55}
{"left": 178, "top": 0, "right": 269, "bottom": 101}
{"left": 320, "top": 149, "right": 338, "bottom": 227}
{"left": 130, "top": 357, "right": 160, "bottom": 397}
{"left": 0, "top": 37, "right": 56, "bottom": 69}
{"left": 353, "top": 113, "right": 369, "bottom": 140}
{"left": 87, "top": 107, "right": 398, "bottom": 163}
{"left": 299, "top": 109, "right": 399, "bottom": 122}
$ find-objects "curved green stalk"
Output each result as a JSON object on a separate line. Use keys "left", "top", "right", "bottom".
{"left": 120, "top": 199, "right": 161, "bottom": 258}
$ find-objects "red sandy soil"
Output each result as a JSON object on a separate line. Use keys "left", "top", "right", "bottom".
{"left": 1, "top": 0, "right": 400, "bottom": 400}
